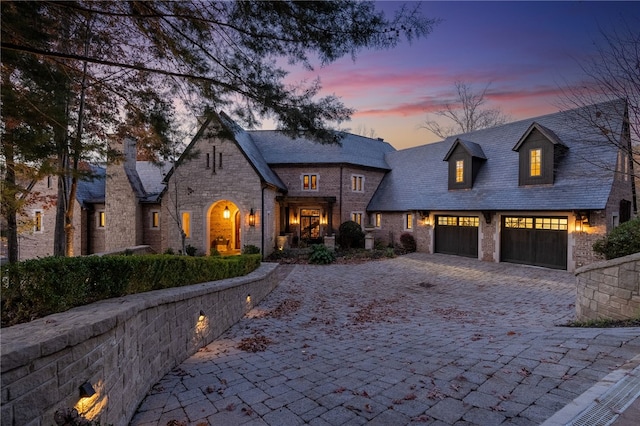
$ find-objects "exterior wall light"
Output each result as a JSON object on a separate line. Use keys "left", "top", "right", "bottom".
{"left": 249, "top": 209, "right": 255, "bottom": 227}
{"left": 199, "top": 310, "right": 206, "bottom": 321}
{"left": 79, "top": 382, "right": 96, "bottom": 398}
{"left": 223, "top": 206, "right": 230, "bottom": 219}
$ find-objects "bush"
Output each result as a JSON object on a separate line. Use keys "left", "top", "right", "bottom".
{"left": 400, "top": 232, "right": 417, "bottom": 252}
{"left": 242, "top": 244, "right": 261, "bottom": 255}
{"left": 593, "top": 217, "right": 640, "bottom": 259}
{"left": 308, "top": 244, "right": 336, "bottom": 264}
{"left": 338, "top": 221, "right": 365, "bottom": 249}
{"left": 0, "top": 254, "right": 262, "bottom": 327}
{"left": 185, "top": 244, "right": 198, "bottom": 256}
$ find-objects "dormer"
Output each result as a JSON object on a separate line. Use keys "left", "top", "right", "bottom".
{"left": 443, "top": 138, "right": 487, "bottom": 190}
{"left": 513, "top": 122, "right": 567, "bottom": 186}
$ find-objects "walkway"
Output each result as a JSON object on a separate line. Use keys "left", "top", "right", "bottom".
{"left": 131, "top": 253, "right": 640, "bottom": 425}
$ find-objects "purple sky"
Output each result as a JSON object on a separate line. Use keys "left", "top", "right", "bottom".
{"left": 269, "top": 1, "right": 640, "bottom": 150}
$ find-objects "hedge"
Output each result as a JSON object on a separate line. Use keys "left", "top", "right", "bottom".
{"left": 0, "top": 254, "right": 261, "bottom": 327}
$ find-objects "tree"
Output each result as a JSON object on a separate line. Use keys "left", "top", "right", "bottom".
{"left": 1, "top": 1, "right": 437, "bottom": 261}
{"left": 421, "top": 81, "right": 509, "bottom": 139}
{"left": 556, "top": 18, "right": 639, "bottom": 212}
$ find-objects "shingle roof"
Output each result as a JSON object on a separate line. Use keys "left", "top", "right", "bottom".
{"left": 443, "top": 138, "right": 487, "bottom": 161}
{"left": 368, "top": 99, "right": 626, "bottom": 212}
{"left": 76, "top": 165, "right": 106, "bottom": 207}
{"left": 137, "top": 161, "right": 172, "bottom": 202}
{"left": 248, "top": 131, "right": 396, "bottom": 170}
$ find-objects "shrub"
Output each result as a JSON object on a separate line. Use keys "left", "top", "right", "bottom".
{"left": 1, "top": 254, "right": 261, "bottom": 327}
{"left": 308, "top": 244, "right": 336, "bottom": 264}
{"left": 593, "top": 217, "right": 640, "bottom": 259}
{"left": 338, "top": 221, "right": 365, "bottom": 249}
{"left": 400, "top": 232, "right": 417, "bottom": 252}
{"left": 185, "top": 244, "right": 198, "bottom": 256}
{"left": 242, "top": 244, "right": 261, "bottom": 254}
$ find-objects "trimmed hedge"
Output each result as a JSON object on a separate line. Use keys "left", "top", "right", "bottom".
{"left": 1, "top": 254, "right": 261, "bottom": 327}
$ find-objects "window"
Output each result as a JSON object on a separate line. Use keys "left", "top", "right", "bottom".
{"left": 455, "top": 160, "right": 464, "bottom": 183}
{"left": 437, "top": 216, "right": 479, "bottom": 227}
{"left": 302, "top": 174, "right": 318, "bottom": 191}
{"left": 98, "top": 211, "right": 106, "bottom": 228}
{"left": 351, "top": 175, "right": 364, "bottom": 192}
{"left": 375, "top": 213, "right": 381, "bottom": 228}
{"left": 181, "top": 212, "right": 191, "bottom": 238}
{"left": 206, "top": 153, "right": 210, "bottom": 169}
{"left": 459, "top": 216, "right": 479, "bottom": 227}
{"left": 504, "top": 217, "right": 567, "bottom": 230}
{"left": 151, "top": 211, "right": 160, "bottom": 228}
{"left": 351, "top": 212, "right": 363, "bottom": 225}
{"left": 34, "top": 211, "right": 42, "bottom": 232}
{"left": 530, "top": 148, "right": 541, "bottom": 177}
{"left": 405, "top": 213, "right": 413, "bottom": 230}
{"left": 47, "top": 176, "right": 52, "bottom": 188}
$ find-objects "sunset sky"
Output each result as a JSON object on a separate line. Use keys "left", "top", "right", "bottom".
{"left": 271, "top": 1, "right": 640, "bottom": 150}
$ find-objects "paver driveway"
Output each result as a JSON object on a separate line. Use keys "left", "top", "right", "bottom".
{"left": 131, "top": 253, "right": 640, "bottom": 425}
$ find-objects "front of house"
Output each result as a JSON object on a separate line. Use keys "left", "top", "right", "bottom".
{"left": 14, "top": 99, "right": 636, "bottom": 272}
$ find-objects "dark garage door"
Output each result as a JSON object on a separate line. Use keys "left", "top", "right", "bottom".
{"left": 434, "top": 216, "right": 479, "bottom": 258}
{"left": 501, "top": 217, "right": 568, "bottom": 270}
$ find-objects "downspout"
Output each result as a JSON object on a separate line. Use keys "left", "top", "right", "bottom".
{"left": 339, "top": 166, "right": 343, "bottom": 223}
{"left": 261, "top": 185, "right": 265, "bottom": 260}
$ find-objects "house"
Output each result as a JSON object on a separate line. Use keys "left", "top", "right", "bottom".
{"left": 12, "top": 99, "right": 635, "bottom": 272}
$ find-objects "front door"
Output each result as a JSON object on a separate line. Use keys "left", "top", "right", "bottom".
{"left": 300, "top": 209, "right": 321, "bottom": 243}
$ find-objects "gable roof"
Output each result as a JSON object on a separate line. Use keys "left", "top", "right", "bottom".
{"left": 217, "top": 113, "right": 286, "bottom": 191}
{"left": 249, "top": 131, "right": 395, "bottom": 170}
{"left": 76, "top": 165, "right": 106, "bottom": 207}
{"left": 443, "top": 138, "right": 487, "bottom": 161}
{"left": 368, "top": 99, "right": 627, "bottom": 212}
{"left": 512, "top": 122, "right": 567, "bottom": 151}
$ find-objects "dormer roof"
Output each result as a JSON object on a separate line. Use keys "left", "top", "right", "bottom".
{"left": 512, "top": 122, "right": 567, "bottom": 152}
{"left": 443, "top": 138, "right": 487, "bottom": 161}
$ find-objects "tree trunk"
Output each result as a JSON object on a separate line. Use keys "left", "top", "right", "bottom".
{"left": 2, "top": 140, "right": 19, "bottom": 263}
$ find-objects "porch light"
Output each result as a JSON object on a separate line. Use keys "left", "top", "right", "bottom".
{"left": 223, "top": 206, "right": 230, "bottom": 219}
{"left": 79, "top": 382, "right": 96, "bottom": 398}
{"left": 575, "top": 220, "right": 583, "bottom": 233}
{"left": 249, "top": 209, "right": 255, "bottom": 227}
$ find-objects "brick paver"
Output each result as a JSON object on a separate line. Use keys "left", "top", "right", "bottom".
{"left": 131, "top": 253, "right": 640, "bottom": 425}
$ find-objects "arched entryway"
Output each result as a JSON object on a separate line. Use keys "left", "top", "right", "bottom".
{"left": 208, "top": 200, "right": 241, "bottom": 254}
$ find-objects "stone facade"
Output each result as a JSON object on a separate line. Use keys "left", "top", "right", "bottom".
{"left": 17, "top": 175, "right": 83, "bottom": 260}
{"left": 575, "top": 252, "right": 640, "bottom": 321}
{"left": 0, "top": 263, "right": 280, "bottom": 426}
{"left": 162, "top": 121, "right": 268, "bottom": 256}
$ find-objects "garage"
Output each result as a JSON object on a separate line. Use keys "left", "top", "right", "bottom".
{"left": 501, "top": 216, "right": 568, "bottom": 270}
{"left": 434, "top": 215, "right": 479, "bottom": 258}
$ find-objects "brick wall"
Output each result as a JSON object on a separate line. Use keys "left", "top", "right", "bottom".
{"left": 0, "top": 263, "right": 280, "bottom": 426}
{"left": 575, "top": 252, "right": 640, "bottom": 321}
{"left": 480, "top": 212, "right": 497, "bottom": 262}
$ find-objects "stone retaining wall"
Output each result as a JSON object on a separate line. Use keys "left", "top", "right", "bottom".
{"left": 0, "top": 263, "right": 280, "bottom": 426}
{"left": 575, "top": 252, "right": 640, "bottom": 321}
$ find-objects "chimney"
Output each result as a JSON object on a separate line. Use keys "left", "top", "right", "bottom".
{"left": 124, "top": 136, "right": 137, "bottom": 173}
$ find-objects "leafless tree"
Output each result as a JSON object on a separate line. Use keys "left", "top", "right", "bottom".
{"left": 422, "top": 81, "right": 509, "bottom": 139}
{"left": 557, "top": 18, "right": 639, "bottom": 212}
{"left": 353, "top": 124, "right": 378, "bottom": 139}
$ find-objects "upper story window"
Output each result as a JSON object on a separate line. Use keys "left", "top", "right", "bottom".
{"left": 302, "top": 174, "right": 318, "bottom": 191}
{"left": 351, "top": 175, "right": 364, "bottom": 192}
{"left": 443, "top": 139, "right": 486, "bottom": 190}
{"left": 34, "top": 210, "right": 43, "bottom": 232}
{"left": 455, "top": 160, "right": 464, "bottom": 183}
{"left": 513, "top": 122, "right": 567, "bottom": 186}
{"left": 529, "top": 148, "right": 542, "bottom": 177}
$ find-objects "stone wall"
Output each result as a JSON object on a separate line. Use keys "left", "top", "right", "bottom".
{"left": 0, "top": 263, "right": 280, "bottom": 426}
{"left": 575, "top": 252, "right": 640, "bottom": 321}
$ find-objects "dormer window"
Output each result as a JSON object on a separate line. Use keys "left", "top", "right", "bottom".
{"left": 455, "top": 160, "right": 464, "bottom": 183}
{"left": 529, "top": 148, "right": 541, "bottom": 177}
{"left": 513, "top": 122, "right": 567, "bottom": 186}
{"left": 443, "top": 139, "right": 486, "bottom": 190}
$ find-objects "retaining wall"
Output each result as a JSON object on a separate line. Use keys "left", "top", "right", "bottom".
{"left": 0, "top": 262, "right": 280, "bottom": 426}
{"left": 575, "top": 252, "right": 640, "bottom": 321}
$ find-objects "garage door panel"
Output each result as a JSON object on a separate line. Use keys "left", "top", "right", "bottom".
{"left": 501, "top": 217, "right": 567, "bottom": 270}
{"left": 434, "top": 216, "right": 478, "bottom": 258}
